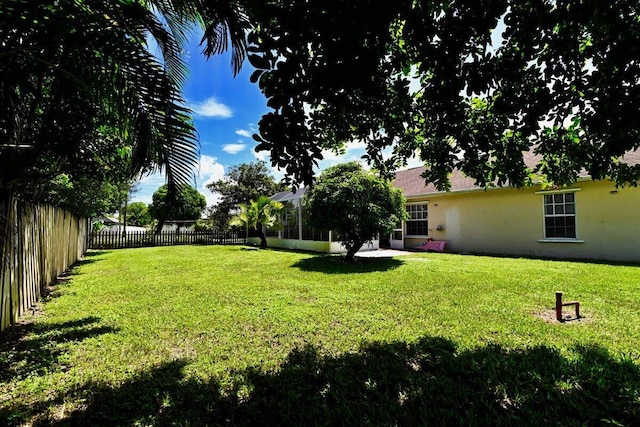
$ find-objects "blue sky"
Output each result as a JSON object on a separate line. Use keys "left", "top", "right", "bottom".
{"left": 131, "top": 31, "right": 375, "bottom": 207}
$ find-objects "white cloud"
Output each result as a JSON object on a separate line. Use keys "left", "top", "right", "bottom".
{"left": 130, "top": 170, "right": 166, "bottom": 205}
{"left": 250, "top": 139, "right": 371, "bottom": 183}
{"left": 235, "top": 129, "right": 252, "bottom": 138}
{"left": 319, "top": 139, "right": 368, "bottom": 168}
{"left": 190, "top": 97, "right": 233, "bottom": 118}
{"left": 196, "top": 155, "right": 226, "bottom": 206}
{"left": 269, "top": 165, "right": 286, "bottom": 184}
{"left": 253, "top": 146, "right": 270, "bottom": 162}
{"left": 222, "top": 143, "right": 247, "bottom": 154}
{"left": 248, "top": 145, "right": 288, "bottom": 183}
{"left": 402, "top": 155, "right": 424, "bottom": 170}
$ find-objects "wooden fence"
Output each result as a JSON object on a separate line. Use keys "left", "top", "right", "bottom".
{"left": 0, "top": 194, "right": 88, "bottom": 332}
{"left": 87, "top": 229, "right": 247, "bottom": 250}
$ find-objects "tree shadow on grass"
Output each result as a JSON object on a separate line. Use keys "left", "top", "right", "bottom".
{"left": 0, "top": 316, "right": 118, "bottom": 384}
{"left": 65, "top": 250, "right": 110, "bottom": 272}
{"left": 292, "top": 255, "right": 404, "bottom": 274}
{"left": 5, "top": 336, "right": 639, "bottom": 426}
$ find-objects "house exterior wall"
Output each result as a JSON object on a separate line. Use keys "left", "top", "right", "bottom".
{"left": 252, "top": 237, "right": 380, "bottom": 253}
{"left": 404, "top": 180, "right": 640, "bottom": 262}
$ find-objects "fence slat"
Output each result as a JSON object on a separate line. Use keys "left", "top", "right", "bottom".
{"left": 0, "top": 195, "right": 87, "bottom": 332}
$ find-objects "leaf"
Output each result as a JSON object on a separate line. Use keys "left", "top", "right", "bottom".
{"left": 248, "top": 54, "right": 271, "bottom": 70}
{"left": 250, "top": 69, "right": 263, "bottom": 84}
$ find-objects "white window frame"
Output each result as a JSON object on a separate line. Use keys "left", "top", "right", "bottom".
{"left": 405, "top": 202, "right": 429, "bottom": 237}
{"left": 535, "top": 188, "right": 584, "bottom": 243}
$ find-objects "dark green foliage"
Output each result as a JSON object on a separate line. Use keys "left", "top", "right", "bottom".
{"left": 0, "top": 0, "right": 252, "bottom": 218}
{"left": 248, "top": 0, "right": 640, "bottom": 190}
{"left": 125, "top": 202, "right": 152, "bottom": 227}
{"left": 304, "top": 162, "right": 406, "bottom": 261}
{"left": 207, "top": 161, "right": 285, "bottom": 229}
{"left": 0, "top": 1, "right": 199, "bottom": 198}
{"left": 149, "top": 184, "right": 207, "bottom": 223}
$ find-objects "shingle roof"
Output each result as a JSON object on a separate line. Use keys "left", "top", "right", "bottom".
{"left": 394, "top": 150, "right": 640, "bottom": 197}
{"left": 393, "top": 167, "right": 477, "bottom": 197}
{"left": 271, "top": 187, "right": 306, "bottom": 202}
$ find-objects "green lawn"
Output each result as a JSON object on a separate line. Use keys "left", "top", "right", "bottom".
{"left": 1, "top": 246, "right": 639, "bottom": 425}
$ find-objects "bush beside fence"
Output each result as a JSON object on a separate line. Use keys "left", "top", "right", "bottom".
{"left": 0, "top": 194, "right": 87, "bottom": 332}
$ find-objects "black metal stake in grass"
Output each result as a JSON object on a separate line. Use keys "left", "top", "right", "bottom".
{"left": 556, "top": 292, "right": 580, "bottom": 322}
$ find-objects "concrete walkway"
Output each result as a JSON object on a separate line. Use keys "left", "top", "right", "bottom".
{"left": 355, "top": 248, "right": 415, "bottom": 258}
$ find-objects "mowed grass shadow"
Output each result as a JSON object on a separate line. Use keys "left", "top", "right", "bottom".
{"left": 0, "top": 316, "right": 118, "bottom": 384}
{"left": 67, "top": 250, "right": 111, "bottom": 271}
{"left": 4, "top": 336, "right": 639, "bottom": 426}
{"left": 292, "top": 255, "right": 404, "bottom": 274}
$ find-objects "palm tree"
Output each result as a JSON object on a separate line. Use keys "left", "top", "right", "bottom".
{"left": 231, "top": 196, "right": 284, "bottom": 249}
{"left": 0, "top": 0, "right": 251, "bottom": 197}
{"left": 0, "top": 0, "right": 252, "bottom": 269}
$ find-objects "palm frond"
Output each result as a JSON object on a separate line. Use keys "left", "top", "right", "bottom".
{"left": 196, "top": 0, "right": 251, "bottom": 75}
{"left": 0, "top": 0, "right": 198, "bottom": 196}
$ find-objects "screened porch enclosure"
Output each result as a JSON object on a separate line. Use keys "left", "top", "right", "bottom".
{"left": 260, "top": 188, "right": 379, "bottom": 253}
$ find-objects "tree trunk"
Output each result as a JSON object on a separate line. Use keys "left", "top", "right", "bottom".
{"left": 345, "top": 240, "right": 363, "bottom": 262}
{"left": 155, "top": 217, "right": 166, "bottom": 235}
{"left": 258, "top": 223, "right": 267, "bottom": 249}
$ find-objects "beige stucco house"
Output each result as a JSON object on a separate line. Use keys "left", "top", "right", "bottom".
{"left": 393, "top": 151, "right": 640, "bottom": 262}
{"left": 264, "top": 152, "right": 640, "bottom": 262}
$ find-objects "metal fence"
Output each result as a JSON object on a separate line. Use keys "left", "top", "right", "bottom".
{"left": 87, "top": 229, "right": 247, "bottom": 250}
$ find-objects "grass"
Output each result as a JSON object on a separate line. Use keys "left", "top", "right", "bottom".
{"left": 1, "top": 245, "right": 640, "bottom": 425}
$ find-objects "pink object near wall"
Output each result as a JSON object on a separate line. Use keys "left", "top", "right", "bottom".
{"left": 416, "top": 240, "right": 446, "bottom": 252}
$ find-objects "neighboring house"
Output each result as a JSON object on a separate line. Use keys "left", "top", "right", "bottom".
{"left": 260, "top": 188, "right": 379, "bottom": 253}
{"left": 94, "top": 215, "right": 148, "bottom": 234}
{"left": 393, "top": 151, "right": 640, "bottom": 262}
{"left": 160, "top": 219, "right": 198, "bottom": 232}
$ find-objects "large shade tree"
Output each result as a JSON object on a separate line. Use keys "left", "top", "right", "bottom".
{"left": 126, "top": 202, "right": 152, "bottom": 228}
{"left": 304, "top": 162, "right": 406, "bottom": 262}
{"left": 149, "top": 184, "right": 207, "bottom": 229}
{"left": 248, "top": 0, "right": 640, "bottom": 190}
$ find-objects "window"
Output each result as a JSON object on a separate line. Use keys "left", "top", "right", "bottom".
{"left": 543, "top": 192, "right": 576, "bottom": 238}
{"left": 405, "top": 203, "right": 428, "bottom": 236}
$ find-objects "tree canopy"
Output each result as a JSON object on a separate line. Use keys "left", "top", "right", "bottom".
{"left": 3, "top": 0, "right": 639, "bottom": 220}
{"left": 207, "top": 161, "right": 284, "bottom": 229}
{"left": 248, "top": 0, "right": 640, "bottom": 190}
{"left": 304, "top": 162, "right": 406, "bottom": 262}
{"left": 126, "top": 202, "right": 152, "bottom": 228}
{"left": 0, "top": 0, "right": 251, "bottom": 215}
{"left": 149, "top": 184, "right": 207, "bottom": 226}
